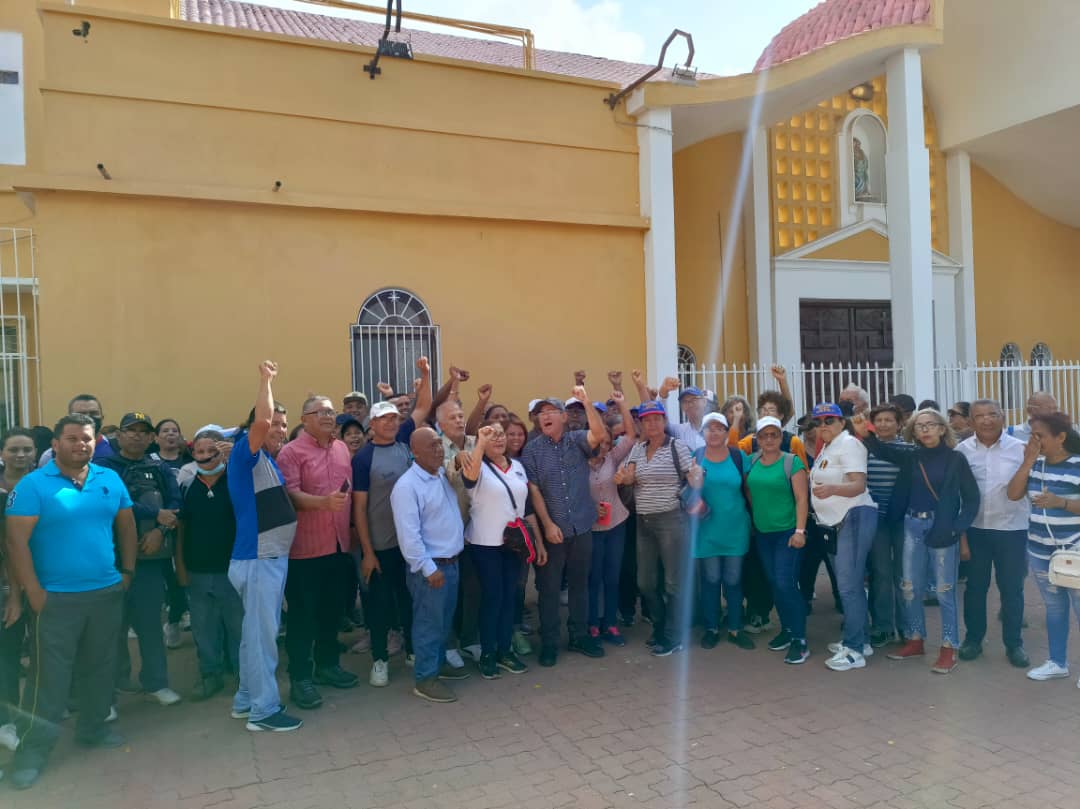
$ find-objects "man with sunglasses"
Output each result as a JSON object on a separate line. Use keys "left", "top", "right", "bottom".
{"left": 276, "top": 395, "right": 359, "bottom": 709}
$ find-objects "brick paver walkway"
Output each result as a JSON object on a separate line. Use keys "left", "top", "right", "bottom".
{"left": 5, "top": 578, "right": 1080, "bottom": 809}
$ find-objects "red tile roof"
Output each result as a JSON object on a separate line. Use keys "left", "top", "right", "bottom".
{"left": 755, "top": 0, "right": 932, "bottom": 71}
{"left": 179, "top": 0, "right": 695, "bottom": 85}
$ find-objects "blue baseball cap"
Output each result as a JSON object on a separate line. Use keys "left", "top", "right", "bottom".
{"left": 679, "top": 386, "right": 705, "bottom": 400}
{"left": 637, "top": 400, "right": 667, "bottom": 418}
{"left": 811, "top": 402, "right": 844, "bottom": 419}
{"left": 592, "top": 402, "right": 608, "bottom": 413}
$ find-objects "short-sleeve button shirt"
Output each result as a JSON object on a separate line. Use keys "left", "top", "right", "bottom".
{"left": 522, "top": 429, "right": 596, "bottom": 538}
{"left": 6, "top": 461, "right": 133, "bottom": 593}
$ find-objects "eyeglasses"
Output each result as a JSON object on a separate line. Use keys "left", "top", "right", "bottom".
{"left": 194, "top": 451, "right": 221, "bottom": 464}
{"left": 303, "top": 408, "right": 337, "bottom": 418}
{"left": 816, "top": 416, "right": 841, "bottom": 426}
{"left": 913, "top": 422, "right": 942, "bottom": 432}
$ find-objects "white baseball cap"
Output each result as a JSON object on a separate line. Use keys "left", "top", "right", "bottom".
{"left": 369, "top": 401, "right": 400, "bottom": 420}
{"left": 756, "top": 416, "right": 784, "bottom": 433}
{"left": 701, "top": 412, "right": 729, "bottom": 430}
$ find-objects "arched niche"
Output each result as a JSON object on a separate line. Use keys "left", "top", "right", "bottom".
{"left": 838, "top": 108, "right": 887, "bottom": 226}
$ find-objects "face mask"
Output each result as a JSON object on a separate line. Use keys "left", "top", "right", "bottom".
{"left": 197, "top": 462, "right": 225, "bottom": 476}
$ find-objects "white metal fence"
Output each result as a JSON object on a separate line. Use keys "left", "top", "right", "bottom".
{"left": 680, "top": 360, "right": 1080, "bottom": 425}
{"left": 350, "top": 324, "right": 441, "bottom": 401}
{"left": 679, "top": 362, "right": 905, "bottom": 416}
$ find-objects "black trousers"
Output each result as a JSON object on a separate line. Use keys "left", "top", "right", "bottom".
{"left": 537, "top": 531, "right": 592, "bottom": 648}
{"left": 16, "top": 583, "right": 124, "bottom": 769}
{"left": 284, "top": 552, "right": 350, "bottom": 681}
{"left": 799, "top": 519, "right": 841, "bottom": 607}
{"left": 0, "top": 607, "right": 25, "bottom": 725}
{"left": 963, "top": 528, "right": 1027, "bottom": 649}
{"left": 743, "top": 534, "right": 775, "bottom": 620}
{"left": 368, "top": 546, "right": 413, "bottom": 662}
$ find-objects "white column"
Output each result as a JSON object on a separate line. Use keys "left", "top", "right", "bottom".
{"left": 885, "top": 48, "right": 934, "bottom": 401}
{"left": 745, "top": 126, "right": 774, "bottom": 366}
{"left": 947, "top": 150, "right": 978, "bottom": 396}
{"left": 630, "top": 98, "right": 678, "bottom": 405}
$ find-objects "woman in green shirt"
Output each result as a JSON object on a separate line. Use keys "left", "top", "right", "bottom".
{"left": 745, "top": 417, "right": 810, "bottom": 664}
{"left": 687, "top": 413, "right": 754, "bottom": 650}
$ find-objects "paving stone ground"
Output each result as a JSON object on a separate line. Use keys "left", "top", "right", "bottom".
{"left": 4, "top": 576, "right": 1080, "bottom": 809}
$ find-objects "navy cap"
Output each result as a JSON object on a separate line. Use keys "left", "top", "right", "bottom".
{"left": 679, "top": 386, "right": 705, "bottom": 400}
{"left": 811, "top": 402, "right": 843, "bottom": 419}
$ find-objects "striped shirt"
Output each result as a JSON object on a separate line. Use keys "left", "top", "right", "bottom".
{"left": 1026, "top": 454, "right": 1080, "bottom": 560}
{"left": 867, "top": 439, "right": 905, "bottom": 516}
{"left": 627, "top": 438, "right": 693, "bottom": 515}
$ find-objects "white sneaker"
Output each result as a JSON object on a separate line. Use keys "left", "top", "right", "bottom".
{"left": 0, "top": 722, "right": 19, "bottom": 752}
{"left": 462, "top": 644, "right": 482, "bottom": 663}
{"left": 179, "top": 611, "right": 191, "bottom": 630}
{"left": 105, "top": 705, "right": 118, "bottom": 723}
{"left": 369, "top": 660, "right": 389, "bottom": 687}
{"left": 127, "top": 627, "right": 137, "bottom": 640}
{"left": 387, "top": 629, "right": 404, "bottom": 656}
{"left": 828, "top": 641, "right": 874, "bottom": 657}
{"left": 405, "top": 653, "right": 415, "bottom": 667}
{"left": 559, "top": 588, "right": 569, "bottom": 606}
{"left": 147, "top": 687, "right": 182, "bottom": 706}
{"left": 163, "top": 622, "right": 182, "bottom": 649}
{"left": 1027, "top": 660, "right": 1070, "bottom": 681}
{"left": 445, "top": 648, "right": 465, "bottom": 669}
{"left": 825, "top": 645, "right": 866, "bottom": 671}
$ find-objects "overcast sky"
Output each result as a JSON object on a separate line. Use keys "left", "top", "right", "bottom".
{"left": 252, "top": 0, "right": 821, "bottom": 76}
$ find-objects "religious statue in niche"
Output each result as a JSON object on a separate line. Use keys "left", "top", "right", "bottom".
{"left": 853, "top": 136, "right": 873, "bottom": 201}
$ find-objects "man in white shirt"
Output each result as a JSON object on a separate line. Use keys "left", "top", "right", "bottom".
{"left": 957, "top": 399, "right": 1031, "bottom": 668}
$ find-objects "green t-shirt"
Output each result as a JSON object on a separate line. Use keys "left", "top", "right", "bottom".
{"left": 693, "top": 453, "right": 750, "bottom": 558}
{"left": 746, "top": 453, "right": 806, "bottom": 533}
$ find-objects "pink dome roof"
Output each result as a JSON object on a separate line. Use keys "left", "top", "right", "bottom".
{"left": 755, "top": 0, "right": 932, "bottom": 71}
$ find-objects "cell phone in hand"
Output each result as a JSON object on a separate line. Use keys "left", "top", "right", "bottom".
{"left": 340, "top": 480, "right": 350, "bottom": 493}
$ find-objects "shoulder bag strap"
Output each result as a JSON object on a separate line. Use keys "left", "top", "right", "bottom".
{"left": 917, "top": 461, "right": 940, "bottom": 502}
{"left": 482, "top": 456, "right": 518, "bottom": 512}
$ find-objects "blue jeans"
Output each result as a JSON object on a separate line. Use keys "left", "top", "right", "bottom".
{"left": 188, "top": 572, "right": 244, "bottom": 677}
{"left": 901, "top": 515, "right": 960, "bottom": 646}
{"left": 117, "top": 558, "right": 170, "bottom": 692}
{"left": 469, "top": 545, "right": 519, "bottom": 656}
{"left": 406, "top": 561, "right": 460, "bottom": 682}
{"left": 589, "top": 521, "right": 626, "bottom": 630}
{"left": 830, "top": 505, "right": 878, "bottom": 649}
{"left": 756, "top": 531, "right": 805, "bottom": 639}
{"left": 699, "top": 554, "right": 744, "bottom": 633}
{"left": 228, "top": 556, "right": 288, "bottom": 723}
{"left": 636, "top": 509, "right": 688, "bottom": 643}
{"left": 1030, "top": 552, "right": 1080, "bottom": 667}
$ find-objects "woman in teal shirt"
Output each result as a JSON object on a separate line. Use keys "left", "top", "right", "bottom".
{"left": 745, "top": 416, "right": 810, "bottom": 664}
{"left": 688, "top": 413, "right": 754, "bottom": 650}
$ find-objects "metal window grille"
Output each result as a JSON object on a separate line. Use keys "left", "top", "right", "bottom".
{"left": 351, "top": 288, "right": 440, "bottom": 399}
{"left": 676, "top": 344, "right": 697, "bottom": 388}
{"left": 0, "top": 227, "right": 39, "bottom": 432}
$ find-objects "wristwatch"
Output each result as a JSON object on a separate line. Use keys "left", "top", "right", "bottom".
{"left": 794, "top": 528, "right": 806, "bottom": 534}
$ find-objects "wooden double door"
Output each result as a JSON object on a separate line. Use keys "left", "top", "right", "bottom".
{"left": 799, "top": 300, "right": 893, "bottom": 367}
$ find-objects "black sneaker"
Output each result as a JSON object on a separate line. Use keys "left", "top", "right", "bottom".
{"left": 958, "top": 641, "right": 983, "bottom": 661}
{"left": 650, "top": 638, "right": 683, "bottom": 657}
{"left": 314, "top": 665, "right": 359, "bottom": 689}
{"left": 700, "top": 629, "right": 721, "bottom": 650}
{"left": 1006, "top": 645, "right": 1030, "bottom": 668}
{"left": 538, "top": 646, "right": 558, "bottom": 667}
{"left": 497, "top": 652, "right": 528, "bottom": 675}
{"left": 767, "top": 629, "right": 792, "bottom": 651}
{"left": 438, "top": 663, "right": 472, "bottom": 681}
{"left": 869, "top": 631, "right": 892, "bottom": 648}
{"left": 727, "top": 630, "right": 756, "bottom": 650}
{"left": 478, "top": 653, "right": 501, "bottom": 680}
{"left": 568, "top": 636, "right": 605, "bottom": 658}
{"left": 645, "top": 634, "right": 661, "bottom": 648}
{"left": 247, "top": 709, "right": 303, "bottom": 732}
{"left": 619, "top": 611, "right": 635, "bottom": 628}
{"left": 190, "top": 673, "right": 225, "bottom": 702}
{"left": 745, "top": 615, "right": 771, "bottom": 634}
{"left": 75, "top": 729, "right": 126, "bottom": 748}
{"left": 784, "top": 640, "right": 810, "bottom": 665}
{"left": 289, "top": 679, "right": 323, "bottom": 710}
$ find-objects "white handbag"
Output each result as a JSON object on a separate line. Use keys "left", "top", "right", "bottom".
{"left": 1041, "top": 459, "right": 1080, "bottom": 589}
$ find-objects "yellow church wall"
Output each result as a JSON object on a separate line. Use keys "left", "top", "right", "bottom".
{"left": 30, "top": 193, "right": 646, "bottom": 429}
{"left": 0, "top": 4, "right": 651, "bottom": 426}
{"left": 801, "top": 229, "right": 891, "bottom": 262}
{"left": 673, "top": 133, "right": 750, "bottom": 366}
{"left": 971, "top": 164, "right": 1080, "bottom": 362}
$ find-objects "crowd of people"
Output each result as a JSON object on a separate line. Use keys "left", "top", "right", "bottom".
{"left": 1, "top": 359, "right": 1079, "bottom": 791}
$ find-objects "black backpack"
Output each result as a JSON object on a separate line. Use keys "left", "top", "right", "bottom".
{"left": 117, "top": 459, "right": 173, "bottom": 559}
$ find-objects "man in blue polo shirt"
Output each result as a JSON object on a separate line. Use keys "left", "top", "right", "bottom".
{"left": 4, "top": 413, "right": 137, "bottom": 790}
